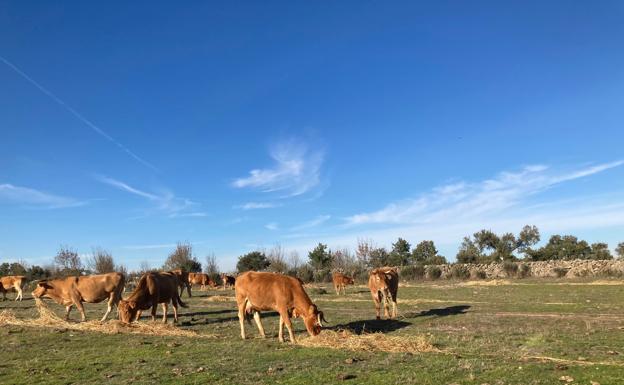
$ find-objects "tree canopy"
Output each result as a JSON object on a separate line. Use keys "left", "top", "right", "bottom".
{"left": 237, "top": 251, "right": 270, "bottom": 273}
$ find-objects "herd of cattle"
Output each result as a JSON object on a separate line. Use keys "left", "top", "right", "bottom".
{"left": 0, "top": 267, "right": 399, "bottom": 342}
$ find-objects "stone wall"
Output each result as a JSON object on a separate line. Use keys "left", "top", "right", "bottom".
{"left": 424, "top": 259, "right": 624, "bottom": 279}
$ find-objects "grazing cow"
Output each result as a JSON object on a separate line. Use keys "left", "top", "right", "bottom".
{"left": 368, "top": 267, "right": 399, "bottom": 320}
{"left": 0, "top": 275, "right": 27, "bottom": 301}
{"left": 118, "top": 271, "right": 187, "bottom": 324}
{"left": 170, "top": 269, "right": 192, "bottom": 298}
{"left": 221, "top": 274, "right": 236, "bottom": 290}
{"left": 31, "top": 272, "right": 125, "bottom": 322}
{"left": 332, "top": 272, "right": 354, "bottom": 295}
{"left": 189, "top": 272, "right": 217, "bottom": 290}
{"left": 235, "top": 271, "right": 327, "bottom": 343}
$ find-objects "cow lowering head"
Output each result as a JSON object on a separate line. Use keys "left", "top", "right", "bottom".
{"left": 118, "top": 300, "right": 139, "bottom": 324}
{"left": 31, "top": 280, "right": 53, "bottom": 298}
{"left": 300, "top": 304, "right": 327, "bottom": 336}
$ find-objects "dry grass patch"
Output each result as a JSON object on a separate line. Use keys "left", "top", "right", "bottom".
{"left": 458, "top": 279, "right": 513, "bottom": 286}
{"left": 203, "top": 295, "right": 236, "bottom": 302}
{"left": 300, "top": 329, "right": 440, "bottom": 354}
{"left": 0, "top": 299, "right": 213, "bottom": 338}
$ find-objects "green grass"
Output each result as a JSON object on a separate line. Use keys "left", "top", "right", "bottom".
{"left": 2, "top": 279, "right": 624, "bottom": 384}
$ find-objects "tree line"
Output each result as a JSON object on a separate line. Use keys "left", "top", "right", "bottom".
{"left": 2, "top": 226, "right": 624, "bottom": 283}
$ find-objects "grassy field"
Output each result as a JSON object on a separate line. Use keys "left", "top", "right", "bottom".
{"left": 2, "top": 278, "right": 624, "bottom": 384}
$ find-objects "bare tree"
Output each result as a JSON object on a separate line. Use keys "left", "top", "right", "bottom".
{"left": 138, "top": 261, "right": 152, "bottom": 273}
{"left": 267, "top": 244, "right": 288, "bottom": 273}
{"left": 288, "top": 250, "right": 302, "bottom": 270}
{"left": 87, "top": 247, "right": 115, "bottom": 274}
{"left": 205, "top": 253, "right": 219, "bottom": 275}
{"left": 163, "top": 242, "right": 202, "bottom": 272}
{"left": 54, "top": 246, "right": 83, "bottom": 275}
{"left": 356, "top": 238, "right": 376, "bottom": 267}
{"left": 331, "top": 247, "right": 357, "bottom": 272}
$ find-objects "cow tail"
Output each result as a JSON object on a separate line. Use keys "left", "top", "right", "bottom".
{"left": 176, "top": 291, "right": 188, "bottom": 308}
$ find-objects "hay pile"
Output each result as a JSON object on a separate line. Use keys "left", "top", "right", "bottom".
{"left": 0, "top": 299, "right": 212, "bottom": 338}
{"left": 299, "top": 329, "right": 440, "bottom": 354}
{"left": 203, "top": 295, "right": 236, "bottom": 302}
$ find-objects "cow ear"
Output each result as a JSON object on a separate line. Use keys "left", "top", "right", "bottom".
{"left": 385, "top": 273, "right": 393, "bottom": 281}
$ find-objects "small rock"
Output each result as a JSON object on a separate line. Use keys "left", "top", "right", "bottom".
{"left": 590, "top": 381, "right": 600, "bottom": 385}
{"left": 558, "top": 375, "right": 574, "bottom": 383}
{"left": 554, "top": 363, "right": 568, "bottom": 371}
{"left": 196, "top": 367, "right": 205, "bottom": 373}
{"left": 344, "top": 358, "right": 355, "bottom": 364}
{"left": 165, "top": 350, "right": 172, "bottom": 355}
{"left": 606, "top": 350, "right": 619, "bottom": 355}
{"left": 336, "top": 374, "right": 357, "bottom": 381}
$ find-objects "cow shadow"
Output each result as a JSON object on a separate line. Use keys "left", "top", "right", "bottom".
{"left": 181, "top": 311, "right": 280, "bottom": 326}
{"left": 403, "top": 305, "right": 471, "bottom": 318}
{"left": 179, "top": 309, "right": 236, "bottom": 318}
{"left": 329, "top": 319, "right": 411, "bottom": 334}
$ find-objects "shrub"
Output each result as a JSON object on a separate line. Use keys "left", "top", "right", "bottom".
{"left": 517, "top": 263, "right": 531, "bottom": 278}
{"left": 473, "top": 270, "right": 487, "bottom": 279}
{"left": 401, "top": 264, "right": 426, "bottom": 281}
{"left": 313, "top": 268, "right": 332, "bottom": 283}
{"left": 310, "top": 287, "right": 328, "bottom": 295}
{"left": 297, "top": 265, "right": 314, "bottom": 283}
{"left": 552, "top": 267, "right": 569, "bottom": 278}
{"left": 427, "top": 266, "right": 442, "bottom": 280}
{"left": 502, "top": 261, "right": 519, "bottom": 278}
{"left": 450, "top": 265, "right": 470, "bottom": 280}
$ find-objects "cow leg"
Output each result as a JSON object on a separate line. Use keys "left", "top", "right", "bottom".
{"left": 161, "top": 303, "right": 168, "bottom": 323}
{"left": 237, "top": 301, "right": 247, "bottom": 340}
{"left": 372, "top": 291, "right": 381, "bottom": 320}
{"left": 65, "top": 304, "right": 73, "bottom": 320}
{"left": 283, "top": 314, "right": 296, "bottom": 343}
{"left": 1, "top": 290, "right": 6, "bottom": 301}
{"left": 75, "top": 301, "right": 86, "bottom": 322}
{"left": 172, "top": 301, "right": 179, "bottom": 323}
{"left": 278, "top": 315, "right": 285, "bottom": 342}
{"left": 150, "top": 304, "right": 157, "bottom": 322}
{"left": 253, "top": 311, "right": 266, "bottom": 338}
{"left": 186, "top": 283, "right": 192, "bottom": 298}
{"left": 136, "top": 310, "right": 143, "bottom": 322}
{"left": 101, "top": 292, "right": 114, "bottom": 322}
{"left": 15, "top": 286, "right": 23, "bottom": 301}
{"left": 334, "top": 284, "right": 340, "bottom": 295}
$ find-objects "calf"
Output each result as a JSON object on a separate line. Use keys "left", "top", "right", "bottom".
{"left": 118, "top": 272, "right": 187, "bottom": 324}
{"left": 1, "top": 275, "right": 27, "bottom": 301}
{"left": 221, "top": 273, "right": 236, "bottom": 290}
{"left": 235, "top": 271, "right": 326, "bottom": 343}
{"left": 32, "top": 272, "right": 125, "bottom": 322}
{"left": 332, "top": 272, "right": 354, "bottom": 295}
{"left": 189, "top": 272, "right": 217, "bottom": 290}
{"left": 368, "top": 267, "right": 399, "bottom": 319}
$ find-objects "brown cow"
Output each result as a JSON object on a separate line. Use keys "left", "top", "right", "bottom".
{"left": 170, "top": 269, "right": 192, "bottom": 297}
{"left": 332, "top": 272, "right": 354, "bottom": 295}
{"left": 31, "top": 272, "right": 125, "bottom": 322}
{"left": 221, "top": 273, "right": 235, "bottom": 290}
{"left": 368, "top": 267, "right": 399, "bottom": 320}
{"left": 189, "top": 272, "right": 217, "bottom": 290}
{"left": 235, "top": 271, "right": 327, "bottom": 343}
{"left": 118, "top": 271, "right": 187, "bottom": 324}
{"left": 1, "top": 276, "right": 27, "bottom": 301}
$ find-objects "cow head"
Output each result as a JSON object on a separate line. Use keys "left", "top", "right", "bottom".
{"left": 31, "top": 280, "right": 53, "bottom": 298}
{"left": 371, "top": 270, "right": 394, "bottom": 291}
{"left": 346, "top": 276, "right": 355, "bottom": 285}
{"left": 302, "top": 304, "right": 328, "bottom": 336}
{"left": 118, "top": 300, "right": 139, "bottom": 324}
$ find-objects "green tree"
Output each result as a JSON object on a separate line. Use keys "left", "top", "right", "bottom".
{"left": 616, "top": 242, "right": 624, "bottom": 260}
{"left": 308, "top": 243, "right": 332, "bottom": 270}
{"left": 590, "top": 243, "right": 612, "bottom": 260}
{"left": 458, "top": 225, "right": 540, "bottom": 263}
{"left": 237, "top": 251, "right": 270, "bottom": 273}
{"left": 389, "top": 237, "right": 411, "bottom": 266}
{"left": 163, "top": 242, "right": 202, "bottom": 272}
{"left": 412, "top": 240, "right": 447, "bottom": 264}
{"left": 456, "top": 237, "right": 481, "bottom": 263}
{"left": 526, "top": 235, "right": 595, "bottom": 261}
{"left": 369, "top": 247, "right": 390, "bottom": 267}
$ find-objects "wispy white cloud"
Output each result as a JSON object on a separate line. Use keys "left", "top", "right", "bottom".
{"left": 291, "top": 214, "right": 331, "bottom": 232}
{"left": 96, "top": 175, "right": 200, "bottom": 217}
{"left": 0, "top": 56, "right": 157, "bottom": 171}
{"left": 234, "top": 202, "right": 281, "bottom": 210}
{"left": 123, "top": 241, "right": 207, "bottom": 250}
{"left": 265, "top": 222, "right": 279, "bottom": 231}
{"left": 232, "top": 139, "right": 324, "bottom": 198}
{"left": 345, "top": 161, "right": 624, "bottom": 226}
{"left": 0, "top": 183, "right": 87, "bottom": 209}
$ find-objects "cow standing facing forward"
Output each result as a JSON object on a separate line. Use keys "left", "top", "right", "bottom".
{"left": 332, "top": 272, "right": 354, "bottom": 295}
{"left": 368, "top": 267, "right": 399, "bottom": 319}
{"left": 1, "top": 276, "right": 27, "bottom": 301}
{"left": 235, "top": 271, "right": 327, "bottom": 343}
{"left": 221, "top": 273, "right": 235, "bottom": 290}
{"left": 118, "top": 271, "right": 187, "bottom": 324}
{"left": 32, "top": 272, "right": 125, "bottom": 322}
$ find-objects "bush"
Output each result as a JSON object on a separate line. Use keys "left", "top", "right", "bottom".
{"left": 350, "top": 265, "right": 369, "bottom": 284}
{"left": 473, "top": 270, "right": 487, "bottom": 279}
{"left": 427, "top": 266, "right": 442, "bottom": 280}
{"left": 598, "top": 268, "right": 624, "bottom": 278}
{"left": 296, "top": 265, "right": 314, "bottom": 283}
{"left": 503, "top": 261, "right": 519, "bottom": 278}
{"left": 310, "top": 287, "right": 328, "bottom": 295}
{"left": 313, "top": 268, "right": 332, "bottom": 283}
{"left": 450, "top": 265, "right": 471, "bottom": 280}
{"left": 553, "top": 267, "right": 569, "bottom": 278}
{"left": 517, "top": 263, "right": 531, "bottom": 278}
{"left": 401, "top": 264, "right": 426, "bottom": 281}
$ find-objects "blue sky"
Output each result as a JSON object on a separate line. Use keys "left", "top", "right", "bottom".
{"left": 1, "top": 1, "right": 624, "bottom": 271}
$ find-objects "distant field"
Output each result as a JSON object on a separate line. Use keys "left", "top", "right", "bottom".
{"left": 2, "top": 279, "right": 624, "bottom": 384}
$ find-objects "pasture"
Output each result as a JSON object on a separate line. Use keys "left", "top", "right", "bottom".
{"left": 1, "top": 279, "right": 624, "bottom": 384}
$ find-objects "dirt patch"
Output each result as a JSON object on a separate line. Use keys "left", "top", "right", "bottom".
{"left": 0, "top": 299, "right": 213, "bottom": 338}
{"left": 300, "top": 329, "right": 440, "bottom": 354}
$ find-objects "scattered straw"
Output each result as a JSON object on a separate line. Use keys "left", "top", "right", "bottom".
{"left": 299, "top": 329, "right": 440, "bottom": 354}
{"left": 459, "top": 279, "right": 513, "bottom": 286}
{"left": 522, "top": 355, "right": 624, "bottom": 367}
{"left": 203, "top": 295, "right": 236, "bottom": 302}
{"left": 0, "top": 299, "right": 213, "bottom": 338}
